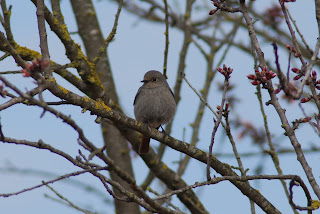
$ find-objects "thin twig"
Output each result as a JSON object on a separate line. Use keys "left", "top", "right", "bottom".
{"left": 0, "top": 0, "right": 13, "bottom": 42}
{"left": 153, "top": 174, "right": 301, "bottom": 201}
{"left": 256, "top": 85, "right": 298, "bottom": 214}
{"left": 0, "top": 166, "right": 107, "bottom": 197}
{"left": 93, "top": 0, "right": 123, "bottom": 65}
{"left": 181, "top": 73, "right": 216, "bottom": 116}
{"left": 147, "top": 187, "right": 181, "bottom": 211}
{"left": 299, "top": 103, "right": 320, "bottom": 137}
{"left": 286, "top": 7, "right": 313, "bottom": 56}
{"left": 0, "top": 70, "right": 21, "bottom": 74}
{"left": 289, "top": 176, "right": 313, "bottom": 212}
{"left": 0, "top": 85, "right": 46, "bottom": 111}
{"left": 0, "top": 31, "right": 26, "bottom": 68}
{"left": 162, "top": 0, "right": 169, "bottom": 78}
{"left": 240, "top": 0, "right": 320, "bottom": 200}
{"left": 206, "top": 76, "right": 228, "bottom": 180}
{"left": 36, "top": 0, "right": 51, "bottom": 78}
{"left": 44, "top": 183, "right": 97, "bottom": 214}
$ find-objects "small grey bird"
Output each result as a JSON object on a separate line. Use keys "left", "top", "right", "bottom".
{"left": 134, "top": 70, "right": 176, "bottom": 154}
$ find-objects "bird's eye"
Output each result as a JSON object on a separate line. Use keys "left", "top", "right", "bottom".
{"left": 152, "top": 78, "right": 157, "bottom": 82}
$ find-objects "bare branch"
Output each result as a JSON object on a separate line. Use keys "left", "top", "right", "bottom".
{"left": 36, "top": 0, "right": 51, "bottom": 78}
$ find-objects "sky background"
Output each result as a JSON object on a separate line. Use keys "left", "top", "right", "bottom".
{"left": 0, "top": 0, "right": 319, "bottom": 213}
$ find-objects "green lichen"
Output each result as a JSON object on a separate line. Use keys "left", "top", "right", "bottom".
{"left": 95, "top": 99, "right": 111, "bottom": 112}
{"left": 58, "top": 85, "right": 70, "bottom": 94}
{"left": 15, "top": 45, "right": 41, "bottom": 60}
{"left": 60, "top": 24, "right": 71, "bottom": 41}
{"left": 312, "top": 200, "right": 320, "bottom": 210}
{"left": 149, "top": 159, "right": 156, "bottom": 165}
{"left": 87, "top": 10, "right": 96, "bottom": 16}
{"left": 162, "top": 164, "right": 168, "bottom": 170}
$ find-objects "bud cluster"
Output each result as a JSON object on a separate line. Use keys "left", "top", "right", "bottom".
{"left": 295, "top": 116, "right": 312, "bottom": 124}
{"left": 209, "top": 0, "right": 222, "bottom": 15}
{"left": 216, "top": 102, "right": 229, "bottom": 111}
{"left": 286, "top": 45, "right": 301, "bottom": 58}
{"left": 292, "top": 68, "right": 320, "bottom": 89}
{"left": 247, "top": 66, "right": 277, "bottom": 86}
{"left": 217, "top": 64, "right": 233, "bottom": 79}
{"left": 21, "top": 58, "right": 50, "bottom": 77}
{"left": 291, "top": 68, "right": 320, "bottom": 103}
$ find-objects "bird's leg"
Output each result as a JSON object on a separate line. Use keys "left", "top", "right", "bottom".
{"left": 158, "top": 125, "right": 168, "bottom": 142}
{"left": 159, "top": 125, "right": 166, "bottom": 133}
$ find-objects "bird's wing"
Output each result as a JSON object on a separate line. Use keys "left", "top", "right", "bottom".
{"left": 169, "top": 87, "right": 176, "bottom": 102}
{"left": 133, "top": 88, "right": 141, "bottom": 106}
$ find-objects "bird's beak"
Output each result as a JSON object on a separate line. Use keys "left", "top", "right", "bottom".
{"left": 141, "top": 80, "right": 148, "bottom": 83}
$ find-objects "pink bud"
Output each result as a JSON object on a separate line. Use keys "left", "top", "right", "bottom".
{"left": 247, "top": 74, "right": 256, "bottom": 80}
{"left": 300, "top": 97, "right": 311, "bottom": 103}
{"left": 301, "top": 117, "right": 312, "bottom": 123}
{"left": 274, "top": 88, "right": 281, "bottom": 94}
{"left": 294, "top": 52, "right": 301, "bottom": 58}
{"left": 262, "top": 77, "right": 267, "bottom": 82}
{"left": 262, "top": 66, "right": 268, "bottom": 72}
{"left": 291, "top": 68, "right": 301, "bottom": 74}
{"left": 251, "top": 80, "right": 261, "bottom": 86}
{"left": 293, "top": 75, "right": 302, "bottom": 80}
{"left": 209, "top": 9, "right": 217, "bottom": 15}
{"left": 286, "top": 44, "right": 292, "bottom": 50}
{"left": 21, "top": 69, "right": 30, "bottom": 77}
{"left": 312, "top": 70, "right": 317, "bottom": 80}
{"left": 26, "top": 63, "right": 32, "bottom": 70}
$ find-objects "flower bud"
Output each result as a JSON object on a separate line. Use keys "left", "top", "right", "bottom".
{"left": 294, "top": 52, "right": 301, "bottom": 58}
{"left": 300, "top": 97, "right": 311, "bottom": 103}
{"left": 270, "top": 72, "right": 277, "bottom": 79}
{"left": 274, "top": 88, "right": 281, "bottom": 94}
{"left": 286, "top": 44, "right": 292, "bottom": 51}
{"left": 291, "top": 68, "right": 301, "bottom": 74}
{"left": 251, "top": 80, "right": 261, "bottom": 85}
{"left": 312, "top": 70, "right": 317, "bottom": 80}
{"left": 293, "top": 74, "right": 302, "bottom": 80}
{"left": 217, "top": 67, "right": 224, "bottom": 75}
{"left": 301, "top": 117, "right": 312, "bottom": 123}
{"left": 262, "top": 77, "right": 267, "bottom": 82}
{"left": 247, "top": 74, "right": 256, "bottom": 80}
{"left": 22, "top": 69, "right": 30, "bottom": 77}
{"left": 225, "top": 102, "right": 229, "bottom": 110}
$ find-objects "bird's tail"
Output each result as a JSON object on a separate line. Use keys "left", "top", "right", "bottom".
{"left": 139, "top": 135, "right": 150, "bottom": 154}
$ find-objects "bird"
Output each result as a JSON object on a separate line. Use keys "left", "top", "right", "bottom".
{"left": 134, "top": 70, "right": 176, "bottom": 154}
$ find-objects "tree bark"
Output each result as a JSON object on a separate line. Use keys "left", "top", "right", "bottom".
{"left": 70, "top": 1, "right": 140, "bottom": 213}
